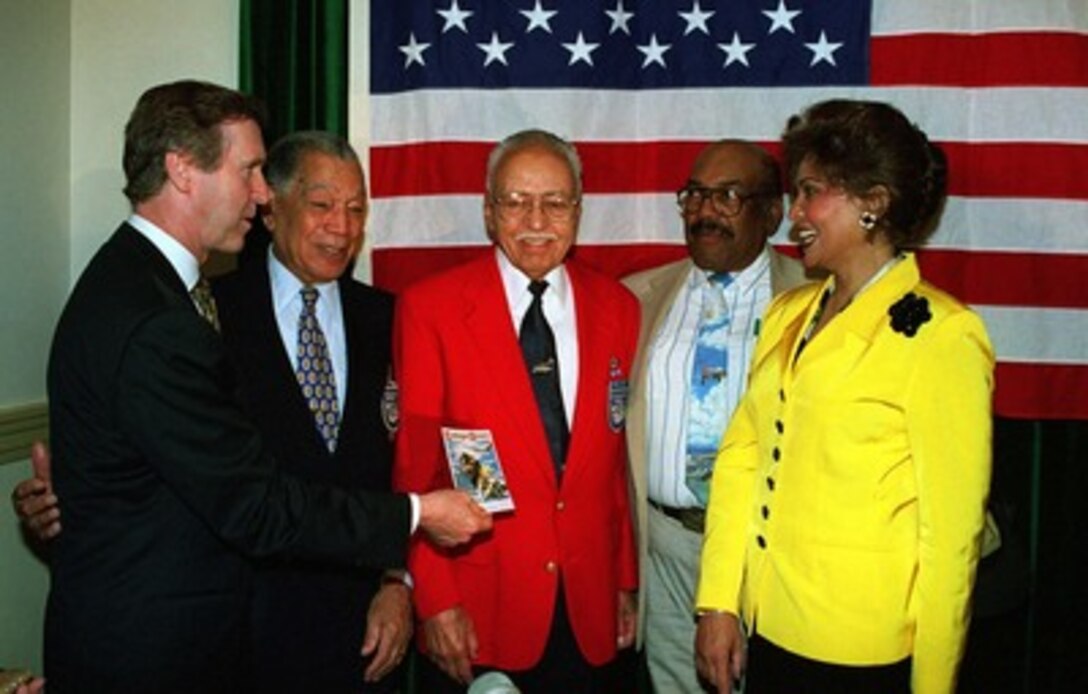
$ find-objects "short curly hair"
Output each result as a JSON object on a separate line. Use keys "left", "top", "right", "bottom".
{"left": 782, "top": 99, "right": 948, "bottom": 249}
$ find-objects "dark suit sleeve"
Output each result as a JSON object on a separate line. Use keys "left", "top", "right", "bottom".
{"left": 115, "top": 307, "right": 410, "bottom": 569}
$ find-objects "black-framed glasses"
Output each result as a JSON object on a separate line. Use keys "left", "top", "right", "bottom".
{"left": 490, "top": 192, "right": 581, "bottom": 222}
{"left": 675, "top": 185, "right": 776, "bottom": 217}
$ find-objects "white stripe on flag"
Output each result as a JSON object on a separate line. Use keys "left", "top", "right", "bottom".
{"left": 371, "top": 195, "right": 1088, "bottom": 254}
{"left": 873, "top": 1, "right": 1088, "bottom": 34}
{"left": 978, "top": 305, "right": 1088, "bottom": 364}
{"left": 370, "top": 88, "right": 1088, "bottom": 144}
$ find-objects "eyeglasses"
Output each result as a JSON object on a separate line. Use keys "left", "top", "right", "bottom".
{"left": 675, "top": 186, "right": 776, "bottom": 217}
{"left": 490, "top": 192, "right": 580, "bottom": 222}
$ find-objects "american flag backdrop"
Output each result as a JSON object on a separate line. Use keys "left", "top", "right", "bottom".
{"left": 355, "top": 1, "right": 1088, "bottom": 420}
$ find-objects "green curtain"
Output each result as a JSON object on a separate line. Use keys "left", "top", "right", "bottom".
{"left": 239, "top": 0, "right": 350, "bottom": 143}
{"left": 236, "top": 0, "right": 350, "bottom": 264}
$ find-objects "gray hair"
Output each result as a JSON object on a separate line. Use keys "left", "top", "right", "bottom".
{"left": 485, "top": 129, "right": 583, "bottom": 198}
{"left": 264, "top": 130, "right": 362, "bottom": 194}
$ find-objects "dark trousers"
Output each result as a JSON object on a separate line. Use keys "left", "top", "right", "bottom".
{"left": 416, "top": 586, "right": 631, "bottom": 694}
{"left": 746, "top": 633, "right": 910, "bottom": 694}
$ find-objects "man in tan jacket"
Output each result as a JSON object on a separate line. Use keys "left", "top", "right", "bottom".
{"left": 624, "top": 140, "right": 809, "bottom": 692}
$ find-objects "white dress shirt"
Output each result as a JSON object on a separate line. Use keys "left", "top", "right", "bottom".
{"left": 645, "top": 247, "right": 774, "bottom": 508}
{"left": 495, "top": 248, "right": 579, "bottom": 425}
{"left": 267, "top": 248, "right": 348, "bottom": 412}
{"left": 128, "top": 214, "right": 201, "bottom": 295}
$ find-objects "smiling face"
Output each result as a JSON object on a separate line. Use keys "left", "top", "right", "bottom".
{"left": 266, "top": 151, "right": 367, "bottom": 284}
{"left": 787, "top": 158, "right": 872, "bottom": 274}
{"left": 681, "top": 142, "right": 782, "bottom": 273}
{"left": 484, "top": 144, "right": 580, "bottom": 280}
{"left": 191, "top": 119, "right": 269, "bottom": 257}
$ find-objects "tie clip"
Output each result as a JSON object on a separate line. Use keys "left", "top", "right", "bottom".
{"left": 532, "top": 357, "right": 556, "bottom": 375}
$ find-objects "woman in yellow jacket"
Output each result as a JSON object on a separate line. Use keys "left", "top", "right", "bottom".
{"left": 695, "top": 99, "right": 994, "bottom": 694}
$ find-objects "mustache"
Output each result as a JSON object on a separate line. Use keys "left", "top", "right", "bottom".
{"left": 515, "top": 231, "right": 560, "bottom": 243}
{"left": 687, "top": 219, "right": 733, "bottom": 239}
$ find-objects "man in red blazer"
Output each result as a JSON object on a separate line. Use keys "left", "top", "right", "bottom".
{"left": 393, "top": 129, "right": 639, "bottom": 693}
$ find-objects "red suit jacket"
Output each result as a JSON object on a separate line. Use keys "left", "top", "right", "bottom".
{"left": 393, "top": 252, "right": 639, "bottom": 670}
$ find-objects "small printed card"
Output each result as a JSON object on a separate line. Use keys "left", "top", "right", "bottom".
{"left": 441, "top": 427, "right": 515, "bottom": 513}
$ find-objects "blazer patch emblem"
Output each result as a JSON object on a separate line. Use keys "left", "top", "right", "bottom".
{"left": 381, "top": 373, "right": 399, "bottom": 435}
{"left": 888, "top": 292, "right": 932, "bottom": 337}
{"left": 608, "top": 357, "right": 628, "bottom": 432}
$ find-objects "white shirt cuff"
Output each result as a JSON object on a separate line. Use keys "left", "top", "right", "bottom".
{"left": 408, "top": 492, "right": 420, "bottom": 534}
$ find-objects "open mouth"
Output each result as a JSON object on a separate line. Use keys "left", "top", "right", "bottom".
{"left": 317, "top": 243, "right": 348, "bottom": 258}
{"left": 796, "top": 228, "right": 817, "bottom": 248}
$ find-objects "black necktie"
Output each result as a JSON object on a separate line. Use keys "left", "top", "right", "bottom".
{"left": 519, "top": 280, "right": 569, "bottom": 478}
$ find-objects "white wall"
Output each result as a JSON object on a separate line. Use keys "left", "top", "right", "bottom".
{"left": 0, "top": 1, "right": 71, "bottom": 408}
{"left": 0, "top": 0, "right": 71, "bottom": 670}
{"left": 0, "top": 0, "right": 238, "bottom": 674}
{"left": 70, "top": 0, "right": 240, "bottom": 278}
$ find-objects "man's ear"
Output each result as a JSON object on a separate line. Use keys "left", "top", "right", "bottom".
{"left": 483, "top": 196, "right": 497, "bottom": 242}
{"left": 164, "top": 151, "right": 192, "bottom": 193}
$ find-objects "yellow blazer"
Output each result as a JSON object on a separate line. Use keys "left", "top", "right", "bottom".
{"left": 696, "top": 254, "right": 994, "bottom": 694}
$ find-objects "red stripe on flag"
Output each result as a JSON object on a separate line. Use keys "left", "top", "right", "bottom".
{"left": 372, "top": 245, "right": 1087, "bottom": 309}
{"left": 871, "top": 32, "right": 1088, "bottom": 87}
{"left": 370, "top": 141, "right": 704, "bottom": 197}
{"left": 941, "top": 142, "right": 1088, "bottom": 200}
{"left": 916, "top": 249, "right": 1088, "bottom": 309}
{"left": 995, "top": 362, "right": 1088, "bottom": 420}
{"left": 370, "top": 141, "right": 1088, "bottom": 200}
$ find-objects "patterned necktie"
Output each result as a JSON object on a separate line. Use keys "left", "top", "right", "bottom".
{"left": 519, "top": 280, "right": 569, "bottom": 478}
{"left": 685, "top": 272, "right": 733, "bottom": 505}
{"left": 190, "top": 277, "right": 220, "bottom": 332}
{"left": 296, "top": 286, "right": 339, "bottom": 452}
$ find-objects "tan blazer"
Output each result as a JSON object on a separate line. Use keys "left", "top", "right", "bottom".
{"left": 623, "top": 247, "right": 809, "bottom": 645}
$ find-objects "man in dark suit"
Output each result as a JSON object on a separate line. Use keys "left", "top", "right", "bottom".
{"left": 40, "top": 79, "right": 488, "bottom": 694}
{"left": 214, "top": 131, "right": 410, "bottom": 692}
{"left": 394, "top": 129, "right": 639, "bottom": 693}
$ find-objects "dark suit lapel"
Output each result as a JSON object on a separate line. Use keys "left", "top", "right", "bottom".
{"left": 232, "top": 260, "right": 328, "bottom": 455}
{"left": 338, "top": 279, "right": 389, "bottom": 454}
{"left": 115, "top": 223, "right": 191, "bottom": 305}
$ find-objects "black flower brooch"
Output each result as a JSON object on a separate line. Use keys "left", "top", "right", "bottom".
{"left": 888, "top": 292, "right": 931, "bottom": 337}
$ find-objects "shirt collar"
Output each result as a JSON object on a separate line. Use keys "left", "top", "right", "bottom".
{"left": 687, "top": 244, "right": 771, "bottom": 294}
{"left": 128, "top": 214, "right": 201, "bottom": 291}
{"left": 268, "top": 246, "right": 340, "bottom": 314}
{"left": 495, "top": 246, "right": 571, "bottom": 310}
